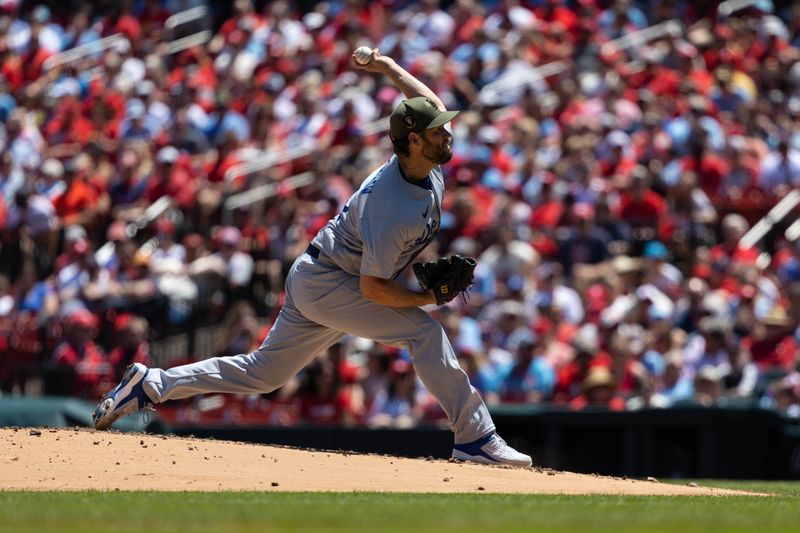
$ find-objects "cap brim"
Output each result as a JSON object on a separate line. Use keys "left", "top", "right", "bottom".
{"left": 426, "top": 110, "right": 459, "bottom": 130}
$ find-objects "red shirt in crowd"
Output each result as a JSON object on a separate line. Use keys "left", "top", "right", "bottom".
{"left": 103, "top": 13, "right": 142, "bottom": 42}
{"left": 53, "top": 178, "right": 101, "bottom": 224}
{"left": 139, "top": 3, "right": 170, "bottom": 35}
{"left": 709, "top": 243, "right": 760, "bottom": 266}
{"left": 618, "top": 189, "right": 666, "bottom": 227}
{"left": 2, "top": 53, "right": 23, "bottom": 91}
{"left": 742, "top": 335, "right": 798, "bottom": 370}
{"left": 108, "top": 343, "right": 152, "bottom": 381}
{"left": 646, "top": 66, "right": 681, "bottom": 97}
{"left": 534, "top": 3, "right": 578, "bottom": 34}
{"left": 296, "top": 390, "right": 354, "bottom": 425}
{"left": 683, "top": 154, "right": 730, "bottom": 199}
{"left": 21, "top": 47, "right": 51, "bottom": 83}
{"left": 598, "top": 155, "right": 637, "bottom": 180}
{"left": 553, "top": 352, "right": 613, "bottom": 402}
{"left": 44, "top": 96, "right": 97, "bottom": 146}
{"left": 51, "top": 341, "right": 112, "bottom": 398}
{"left": 530, "top": 201, "right": 564, "bottom": 230}
{"left": 143, "top": 166, "right": 197, "bottom": 209}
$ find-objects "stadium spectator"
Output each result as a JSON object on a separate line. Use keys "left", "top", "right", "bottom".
{"left": 143, "top": 146, "right": 196, "bottom": 210}
{"left": 762, "top": 373, "right": 800, "bottom": 417}
{"left": 297, "top": 354, "right": 362, "bottom": 426}
{"left": 692, "top": 366, "right": 724, "bottom": 407}
{"left": 48, "top": 309, "right": 112, "bottom": 399}
{"left": 741, "top": 305, "right": 798, "bottom": 371}
{"left": 366, "top": 359, "right": 422, "bottom": 429}
{"left": 570, "top": 366, "right": 626, "bottom": 411}
{"left": 107, "top": 314, "right": 152, "bottom": 381}
{"left": 498, "top": 334, "right": 555, "bottom": 403}
{"left": 651, "top": 350, "right": 693, "bottom": 407}
{"left": 215, "top": 301, "right": 264, "bottom": 358}
{"left": 759, "top": 139, "right": 800, "bottom": 198}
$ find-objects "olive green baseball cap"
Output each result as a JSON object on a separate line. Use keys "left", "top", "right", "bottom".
{"left": 389, "top": 96, "right": 459, "bottom": 140}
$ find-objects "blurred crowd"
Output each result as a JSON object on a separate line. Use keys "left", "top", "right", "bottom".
{"left": 4, "top": 0, "right": 800, "bottom": 427}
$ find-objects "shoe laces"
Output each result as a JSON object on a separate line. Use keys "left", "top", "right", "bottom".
{"left": 485, "top": 434, "right": 508, "bottom": 453}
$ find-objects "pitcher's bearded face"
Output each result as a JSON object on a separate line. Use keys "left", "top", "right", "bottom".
{"left": 420, "top": 126, "right": 453, "bottom": 164}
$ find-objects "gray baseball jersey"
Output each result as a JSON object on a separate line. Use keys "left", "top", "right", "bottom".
{"left": 312, "top": 155, "right": 443, "bottom": 279}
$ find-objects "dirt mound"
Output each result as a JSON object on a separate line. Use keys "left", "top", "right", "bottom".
{"left": 0, "top": 428, "right": 748, "bottom": 495}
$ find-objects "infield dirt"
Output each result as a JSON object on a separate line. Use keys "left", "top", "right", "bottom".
{"left": 0, "top": 427, "right": 755, "bottom": 495}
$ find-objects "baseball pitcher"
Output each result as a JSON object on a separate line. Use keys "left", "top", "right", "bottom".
{"left": 93, "top": 48, "right": 532, "bottom": 467}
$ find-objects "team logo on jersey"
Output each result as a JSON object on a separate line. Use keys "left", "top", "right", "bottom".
{"left": 404, "top": 115, "right": 416, "bottom": 129}
{"left": 414, "top": 218, "right": 439, "bottom": 246}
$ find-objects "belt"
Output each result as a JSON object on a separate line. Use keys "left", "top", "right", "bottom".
{"left": 306, "top": 243, "right": 320, "bottom": 259}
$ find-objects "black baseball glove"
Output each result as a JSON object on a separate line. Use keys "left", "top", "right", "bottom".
{"left": 413, "top": 255, "right": 477, "bottom": 305}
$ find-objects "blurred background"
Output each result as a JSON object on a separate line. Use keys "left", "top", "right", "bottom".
{"left": 3, "top": 0, "right": 800, "bottom": 478}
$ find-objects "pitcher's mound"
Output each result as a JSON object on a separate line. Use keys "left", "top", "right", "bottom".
{"left": 0, "top": 428, "right": 746, "bottom": 495}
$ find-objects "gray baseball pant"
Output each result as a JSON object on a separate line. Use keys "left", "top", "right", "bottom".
{"left": 142, "top": 252, "right": 495, "bottom": 444}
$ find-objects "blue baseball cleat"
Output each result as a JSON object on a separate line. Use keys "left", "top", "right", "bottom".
{"left": 452, "top": 433, "right": 532, "bottom": 467}
{"left": 93, "top": 363, "right": 153, "bottom": 430}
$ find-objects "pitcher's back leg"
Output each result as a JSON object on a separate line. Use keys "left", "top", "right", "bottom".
{"left": 144, "top": 300, "right": 345, "bottom": 402}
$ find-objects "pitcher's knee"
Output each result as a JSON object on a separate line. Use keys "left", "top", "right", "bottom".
{"left": 411, "top": 314, "right": 442, "bottom": 338}
{"left": 244, "top": 350, "right": 294, "bottom": 393}
{"left": 408, "top": 321, "right": 450, "bottom": 357}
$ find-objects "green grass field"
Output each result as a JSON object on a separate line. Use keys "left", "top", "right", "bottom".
{"left": 2, "top": 482, "right": 799, "bottom": 533}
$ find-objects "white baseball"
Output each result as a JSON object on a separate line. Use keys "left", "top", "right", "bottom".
{"left": 354, "top": 46, "right": 373, "bottom": 65}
